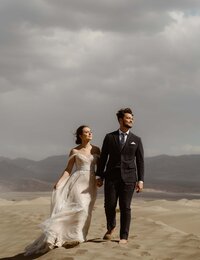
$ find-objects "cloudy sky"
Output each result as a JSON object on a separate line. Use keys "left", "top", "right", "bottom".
{"left": 0, "top": 0, "right": 200, "bottom": 160}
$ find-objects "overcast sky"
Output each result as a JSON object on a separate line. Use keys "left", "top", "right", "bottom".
{"left": 0, "top": 0, "right": 200, "bottom": 160}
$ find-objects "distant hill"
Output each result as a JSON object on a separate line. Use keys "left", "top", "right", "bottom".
{"left": 0, "top": 155, "right": 67, "bottom": 192}
{"left": 0, "top": 154, "right": 200, "bottom": 193}
{"left": 145, "top": 154, "right": 200, "bottom": 193}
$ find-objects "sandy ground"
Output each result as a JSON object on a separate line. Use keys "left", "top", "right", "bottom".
{"left": 0, "top": 192, "right": 200, "bottom": 260}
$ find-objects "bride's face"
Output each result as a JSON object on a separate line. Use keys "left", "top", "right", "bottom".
{"left": 80, "top": 127, "right": 93, "bottom": 142}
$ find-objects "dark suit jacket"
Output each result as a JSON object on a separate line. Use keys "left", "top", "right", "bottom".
{"left": 96, "top": 130, "right": 144, "bottom": 183}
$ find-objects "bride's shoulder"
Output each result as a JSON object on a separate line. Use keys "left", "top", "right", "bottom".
{"left": 68, "top": 147, "right": 79, "bottom": 159}
{"left": 70, "top": 145, "right": 81, "bottom": 154}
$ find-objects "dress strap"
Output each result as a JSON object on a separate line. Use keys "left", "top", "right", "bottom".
{"left": 68, "top": 153, "right": 77, "bottom": 160}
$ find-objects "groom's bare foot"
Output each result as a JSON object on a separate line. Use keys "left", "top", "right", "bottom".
{"left": 103, "top": 228, "right": 115, "bottom": 240}
{"left": 119, "top": 239, "right": 128, "bottom": 244}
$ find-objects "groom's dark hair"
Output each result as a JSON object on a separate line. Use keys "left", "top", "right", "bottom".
{"left": 116, "top": 108, "right": 133, "bottom": 121}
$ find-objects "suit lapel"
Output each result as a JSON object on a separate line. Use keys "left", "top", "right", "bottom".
{"left": 113, "top": 131, "right": 120, "bottom": 149}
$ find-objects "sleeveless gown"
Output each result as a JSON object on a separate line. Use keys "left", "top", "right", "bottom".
{"left": 24, "top": 153, "right": 98, "bottom": 256}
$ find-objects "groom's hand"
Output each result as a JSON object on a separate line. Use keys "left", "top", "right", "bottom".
{"left": 96, "top": 178, "right": 103, "bottom": 187}
{"left": 136, "top": 181, "right": 144, "bottom": 193}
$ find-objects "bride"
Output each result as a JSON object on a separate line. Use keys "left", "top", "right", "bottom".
{"left": 24, "top": 125, "right": 100, "bottom": 256}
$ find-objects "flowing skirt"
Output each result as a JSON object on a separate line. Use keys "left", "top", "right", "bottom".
{"left": 24, "top": 169, "right": 97, "bottom": 256}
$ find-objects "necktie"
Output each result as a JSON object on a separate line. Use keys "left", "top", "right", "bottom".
{"left": 120, "top": 133, "right": 126, "bottom": 147}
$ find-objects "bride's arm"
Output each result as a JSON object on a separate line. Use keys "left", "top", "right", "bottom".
{"left": 53, "top": 150, "right": 76, "bottom": 189}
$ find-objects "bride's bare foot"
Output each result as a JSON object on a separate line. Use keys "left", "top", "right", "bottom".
{"left": 62, "top": 240, "right": 80, "bottom": 249}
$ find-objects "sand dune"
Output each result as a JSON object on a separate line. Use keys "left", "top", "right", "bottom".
{"left": 0, "top": 194, "right": 200, "bottom": 260}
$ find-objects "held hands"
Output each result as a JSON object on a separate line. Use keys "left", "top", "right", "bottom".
{"left": 96, "top": 178, "right": 103, "bottom": 188}
{"left": 135, "top": 181, "right": 144, "bottom": 193}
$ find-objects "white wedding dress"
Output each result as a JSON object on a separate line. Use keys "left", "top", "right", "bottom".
{"left": 24, "top": 153, "right": 98, "bottom": 256}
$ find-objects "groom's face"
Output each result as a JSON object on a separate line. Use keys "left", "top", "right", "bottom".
{"left": 122, "top": 113, "right": 134, "bottom": 129}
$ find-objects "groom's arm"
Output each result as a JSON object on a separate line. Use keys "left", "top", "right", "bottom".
{"left": 135, "top": 137, "right": 144, "bottom": 192}
{"left": 136, "top": 137, "right": 144, "bottom": 182}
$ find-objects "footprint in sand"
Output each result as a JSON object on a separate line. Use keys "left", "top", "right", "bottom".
{"left": 132, "top": 244, "right": 140, "bottom": 249}
{"left": 141, "top": 251, "right": 151, "bottom": 256}
{"left": 76, "top": 249, "right": 88, "bottom": 255}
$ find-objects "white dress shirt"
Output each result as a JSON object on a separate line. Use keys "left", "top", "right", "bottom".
{"left": 119, "top": 129, "right": 129, "bottom": 143}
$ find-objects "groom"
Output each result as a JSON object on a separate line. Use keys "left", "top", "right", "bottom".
{"left": 96, "top": 108, "right": 144, "bottom": 244}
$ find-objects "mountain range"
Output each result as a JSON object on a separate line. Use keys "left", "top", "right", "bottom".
{"left": 0, "top": 154, "right": 199, "bottom": 193}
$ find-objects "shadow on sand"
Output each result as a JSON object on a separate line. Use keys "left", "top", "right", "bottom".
{"left": 86, "top": 237, "right": 119, "bottom": 243}
{"left": 0, "top": 251, "right": 48, "bottom": 260}
{"left": 0, "top": 238, "right": 118, "bottom": 259}
{"left": 0, "top": 252, "right": 74, "bottom": 260}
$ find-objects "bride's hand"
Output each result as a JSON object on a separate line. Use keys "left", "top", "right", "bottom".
{"left": 53, "top": 171, "right": 70, "bottom": 190}
{"left": 53, "top": 183, "right": 57, "bottom": 190}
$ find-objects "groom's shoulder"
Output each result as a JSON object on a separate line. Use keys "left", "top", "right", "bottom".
{"left": 106, "top": 130, "right": 118, "bottom": 136}
{"left": 103, "top": 130, "right": 118, "bottom": 140}
{"left": 129, "top": 131, "right": 142, "bottom": 141}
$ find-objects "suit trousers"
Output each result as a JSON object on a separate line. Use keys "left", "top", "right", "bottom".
{"left": 104, "top": 173, "right": 135, "bottom": 240}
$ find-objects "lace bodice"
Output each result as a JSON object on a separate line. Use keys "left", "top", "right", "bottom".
{"left": 72, "top": 153, "right": 99, "bottom": 172}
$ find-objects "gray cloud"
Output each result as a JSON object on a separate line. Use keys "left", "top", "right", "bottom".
{"left": 0, "top": 0, "right": 200, "bottom": 159}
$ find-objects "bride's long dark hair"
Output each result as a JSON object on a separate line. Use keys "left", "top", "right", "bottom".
{"left": 75, "top": 125, "right": 89, "bottom": 144}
